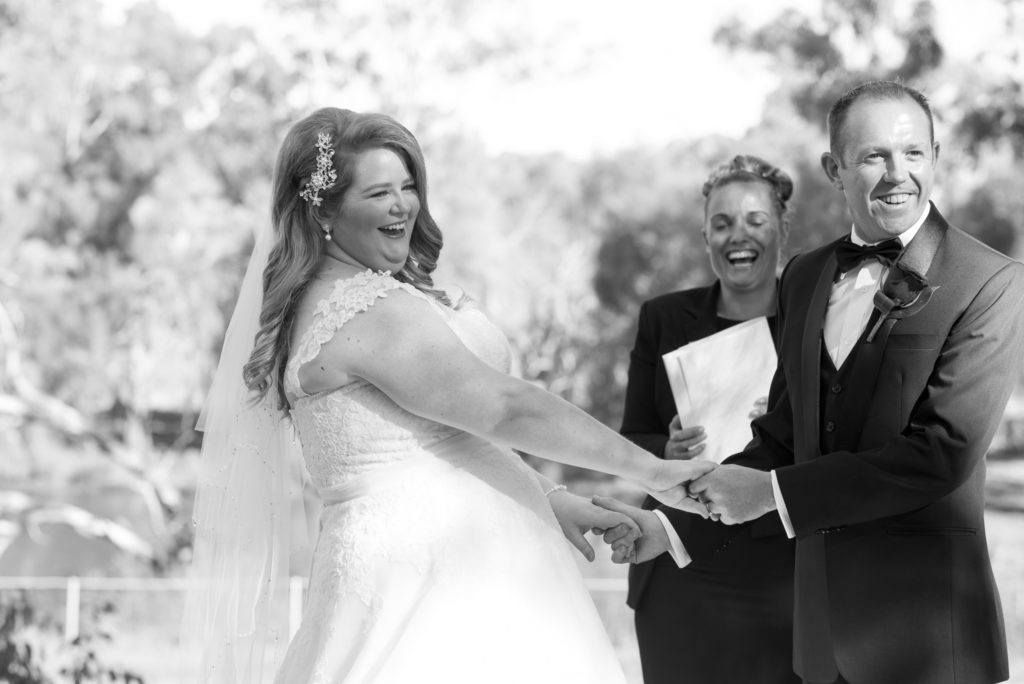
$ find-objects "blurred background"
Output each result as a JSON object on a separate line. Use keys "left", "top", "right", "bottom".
{"left": 1, "top": 0, "right": 1023, "bottom": 680}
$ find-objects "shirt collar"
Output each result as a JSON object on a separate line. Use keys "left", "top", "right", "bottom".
{"left": 850, "top": 204, "right": 930, "bottom": 248}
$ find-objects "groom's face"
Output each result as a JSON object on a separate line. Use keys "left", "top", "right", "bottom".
{"left": 822, "top": 96, "right": 939, "bottom": 243}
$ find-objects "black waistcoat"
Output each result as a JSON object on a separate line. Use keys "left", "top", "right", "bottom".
{"left": 817, "top": 309, "right": 879, "bottom": 455}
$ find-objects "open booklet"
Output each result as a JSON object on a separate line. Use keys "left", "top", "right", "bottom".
{"left": 662, "top": 317, "right": 777, "bottom": 463}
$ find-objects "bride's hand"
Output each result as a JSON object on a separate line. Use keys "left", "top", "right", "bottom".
{"left": 546, "top": 490, "right": 641, "bottom": 562}
{"left": 643, "top": 459, "right": 717, "bottom": 517}
{"left": 645, "top": 457, "right": 717, "bottom": 492}
{"left": 648, "top": 484, "right": 713, "bottom": 517}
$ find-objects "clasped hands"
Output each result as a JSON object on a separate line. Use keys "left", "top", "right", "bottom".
{"left": 583, "top": 464, "right": 777, "bottom": 564}
{"left": 668, "top": 463, "right": 776, "bottom": 525}
{"left": 554, "top": 407, "right": 778, "bottom": 564}
{"left": 551, "top": 463, "right": 776, "bottom": 565}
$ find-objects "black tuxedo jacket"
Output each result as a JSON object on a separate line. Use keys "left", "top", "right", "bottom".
{"left": 662, "top": 205, "right": 1024, "bottom": 684}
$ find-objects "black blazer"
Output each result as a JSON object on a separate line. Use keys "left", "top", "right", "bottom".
{"left": 662, "top": 205, "right": 1024, "bottom": 684}
{"left": 621, "top": 282, "right": 722, "bottom": 458}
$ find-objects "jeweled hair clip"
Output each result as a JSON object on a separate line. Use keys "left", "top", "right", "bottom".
{"left": 299, "top": 132, "right": 337, "bottom": 206}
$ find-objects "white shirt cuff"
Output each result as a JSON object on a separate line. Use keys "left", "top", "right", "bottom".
{"left": 771, "top": 470, "right": 796, "bottom": 539}
{"left": 652, "top": 509, "right": 692, "bottom": 568}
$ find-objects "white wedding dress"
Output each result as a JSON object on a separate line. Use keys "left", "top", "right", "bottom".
{"left": 273, "top": 270, "right": 629, "bottom": 684}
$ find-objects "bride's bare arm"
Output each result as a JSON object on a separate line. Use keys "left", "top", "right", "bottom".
{"left": 312, "top": 289, "right": 715, "bottom": 496}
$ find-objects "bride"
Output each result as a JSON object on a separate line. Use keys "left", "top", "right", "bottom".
{"left": 183, "top": 107, "right": 713, "bottom": 683}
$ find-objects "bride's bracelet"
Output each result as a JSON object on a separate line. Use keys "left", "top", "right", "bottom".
{"left": 544, "top": 484, "right": 568, "bottom": 497}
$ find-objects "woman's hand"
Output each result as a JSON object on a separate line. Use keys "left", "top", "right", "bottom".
{"left": 641, "top": 458, "right": 717, "bottom": 517}
{"left": 663, "top": 415, "right": 706, "bottom": 460}
{"left": 647, "top": 454, "right": 717, "bottom": 490}
{"left": 546, "top": 489, "right": 642, "bottom": 562}
{"left": 748, "top": 396, "right": 769, "bottom": 420}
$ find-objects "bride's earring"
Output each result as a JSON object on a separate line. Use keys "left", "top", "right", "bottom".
{"left": 322, "top": 224, "right": 333, "bottom": 241}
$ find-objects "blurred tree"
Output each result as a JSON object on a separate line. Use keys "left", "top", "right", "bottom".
{"left": 9, "top": 0, "right": 1018, "bottom": 580}
{"left": 713, "top": 0, "right": 1024, "bottom": 258}
{"left": 0, "top": 0, "right": 616, "bottom": 572}
{"left": 714, "top": 0, "right": 945, "bottom": 137}
{"left": 0, "top": 0, "right": 284, "bottom": 576}
{"left": 568, "top": 139, "right": 730, "bottom": 435}
{"left": 945, "top": 0, "right": 1024, "bottom": 158}
{"left": 257, "top": 0, "right": 601, "bottom": 135}
{"left": 948, "top": 181, "right": 1020, "bottom": 257}
{"left": 0, "top": 591, "right": 145, "bottom": 683}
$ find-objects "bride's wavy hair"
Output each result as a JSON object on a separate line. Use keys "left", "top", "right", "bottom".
{"left": 244, "top": 107, "right": 450, "bottom": 410}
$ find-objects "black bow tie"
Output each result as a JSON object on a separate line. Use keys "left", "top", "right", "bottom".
{"left": 834, "top": 238, "right": 904, "bottom": 272}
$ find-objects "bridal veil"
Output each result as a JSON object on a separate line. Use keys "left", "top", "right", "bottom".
{"left": 181, "top": 222, "right": 306, "bottom": 682}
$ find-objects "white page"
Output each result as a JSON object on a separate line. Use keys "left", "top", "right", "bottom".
{"left": 662, "top": 317, "right": 777, "bottom": 463}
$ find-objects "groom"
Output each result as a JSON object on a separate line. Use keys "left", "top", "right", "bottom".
{"left": 602, "top": 80, "right": 1024, "bottom": 684}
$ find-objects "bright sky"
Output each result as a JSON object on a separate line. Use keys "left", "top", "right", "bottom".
{"left": 105, "top": 0, "right": 1012, "bottom": 158}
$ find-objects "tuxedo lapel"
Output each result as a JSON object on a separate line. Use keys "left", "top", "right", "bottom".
{"left": 796, "top": 251, "right": 836, "bottom": 463}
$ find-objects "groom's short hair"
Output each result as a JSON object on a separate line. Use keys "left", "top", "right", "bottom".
{"left": 827, "top": 80, "right": 935, "bottom": 155}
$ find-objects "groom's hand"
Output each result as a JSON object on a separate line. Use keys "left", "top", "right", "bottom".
{"left": 688, "top": 464, "right": 776, "bottom": 525}
{"left": 546, "top": 490, "right": 641, "bottom": 562}
{"left": 591, "top": 496, "right": 670, "bottom": 564}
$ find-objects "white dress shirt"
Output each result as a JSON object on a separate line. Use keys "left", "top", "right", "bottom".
{"left": 661, "top": 210, "right": 929, "bottom": 565}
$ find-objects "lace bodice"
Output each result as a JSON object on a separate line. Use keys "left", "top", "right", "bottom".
{"left": 273, "top": 271, "right": 629, "bottom": 684}
{"left": 284, "top": 270, "right": 512, "bottom": 493}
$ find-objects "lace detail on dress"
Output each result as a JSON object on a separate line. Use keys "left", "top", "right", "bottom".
{"left": 273, "top": 270, "right": 629, "bottom": 684}
{"left": 284, "top": 270, "right": 397, "bottom": 399}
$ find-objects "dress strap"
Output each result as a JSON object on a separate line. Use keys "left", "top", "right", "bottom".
{"left": 285, "top": 271, "right": 441, "bottom": 398}
{"left": 286, "top": 270, "right": 398, "bottom": 398}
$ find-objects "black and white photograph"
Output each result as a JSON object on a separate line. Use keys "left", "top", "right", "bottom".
{"left": 1, "top": 1, "right": 1023, "bottom": 682}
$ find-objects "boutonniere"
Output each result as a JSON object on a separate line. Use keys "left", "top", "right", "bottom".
{"left": 865, "top": 262, "right": 939, "bottom": 342}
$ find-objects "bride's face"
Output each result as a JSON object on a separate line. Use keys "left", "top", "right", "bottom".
{"left": 330, "top": 147, "right": 420, "bottom": 273}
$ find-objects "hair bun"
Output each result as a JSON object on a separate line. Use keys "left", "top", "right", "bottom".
{"left": 703, "top": 154, "right": 793, "bottom": 213}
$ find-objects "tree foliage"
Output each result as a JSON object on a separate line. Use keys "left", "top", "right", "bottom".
{"left": 2, "top": 0, "right": 1023, "bottom": 590}
{"left": 711, "top": 0, "right": 1024, "bottom": 258}
{"left": 0, "top": 592, "right": 144, "bottom": 683}
{"left": 714, "top": 0, "right": 945, "bottom": 134}
{"left": 0, "top": 0, "right": 613, "bottom": 572}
